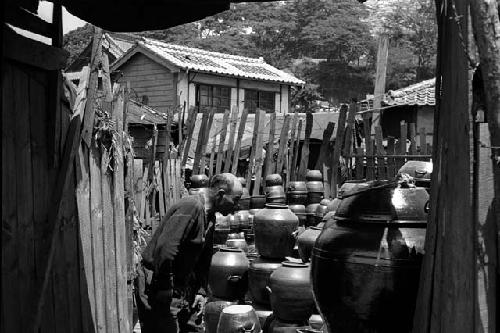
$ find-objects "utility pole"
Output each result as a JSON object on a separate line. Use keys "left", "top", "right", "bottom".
{"left": 371, "top": 34, "right": 389, "bottom": 135}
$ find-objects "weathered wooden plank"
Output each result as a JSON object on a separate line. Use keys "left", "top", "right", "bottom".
{"left": 355, "top": 147, "right": 364, "bottom": 180}
{"left": 181, "top": 106, "right": 198, "bottom": 167}
{"left": 200, "top": 107, "right": 216, "bottom": 173}
{"left": 315, "top": 122, "right": 335, "bottom": 171}
{"left": 75, "top": 144, "right": 97, "bottom": 332}
{"left": 371, "top": 34, "right": 389, "bottom": 132}
{"left": 224, "top": 106, "right": 239, "bottom": 174}
{"left": 246, "top": 110, "right": 263, "bottom": 188}
{"left": 398, "top": 121, "right": 408, "bottom": 170}
{"left": 2, "top": 62, "right": 21, "bottom": 333}
{"left": 231, "top": 108, "right": 249, "bottom": 174}
{"left": 298, "top": 112, "right": 313, "bottom": 179}
{"left": 3, "top": 26, "right": 69, "bottom": 70}
{"left": 5, "top": 5, "right": 54, "bottom": 38}
{"left": 157, "top": 164, "right": 166, "bottom": 218}
{"left": 209, "top": 137, "right": 217, "bottom": 177}
{"left": 374, "top": 126, "right": 387, "bottom": 180}
{"left": 89, "top": 144, "right": 106, "bottom": 333}
{"left": 275, "top": 114, "right": 291, "bottom": 175}
{"left": 331, "top": 104, "right": 348, "bottom": 194}
{"left": 53, "top": 228, "right": 70, "bottom": 333}
{"left": 342, "top": 101, "right": 357, "bottom": 157}
{"left": 386, "top": 137, "right": 396, "bottom": 178}
{"left": 409, "top": 123, "right": 417, "bottom": 155}
{"left": 163, "top": 109, "right": 173, "bottom": 163}
{"left": 81, "top": 27, "right": 103, "bottom": 147}
{"left": 13, "top": 66, "right": 35, "bottom": 333}
{"left": 419, "top": 127, "right": 427, "bottom": 155}
{"left": 264, "top": 112, "right": 277, "bottom": 178}
{"left": 323, "top": 164, "right": 331, "bottom": 199}
{"left": 216, "top": 109, "right": 231, "bottom": 174}
{"left": 287, "top": 111, "right": 299, "bottom": 184}
{"left": 192, "top": 108, "right": 210, "bottom": 174}
{"left": 112, "top": 91, "right": 130, "bottom": 332}
{"left": 252, "top": 110, "right": 266, "bottom": 195}
{"left": 291, "top": 119, "right": 303, "bottom": 181}
{"left": 363, "top": 116, "right": 375, "bottom": 180}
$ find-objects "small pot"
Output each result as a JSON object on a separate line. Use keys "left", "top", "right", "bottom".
{"left": 306, "top": 204, "right": 320, "bottom": 227}
{"left": 307, "top": 192, "right": 324, "bottom": 205}
{"left": 287, "top": 181, "right": 308, "bottom": 193}
{"left": 268, "top": 261, "right": 315, "bottom": 322}
{"left": 250, "top": 195, "right": 267, "bottom": 209}
{"left": 297, "top": 226, "right": 323, "bottom": 262}
{"left": 288, "top": 204, "right": 306, "bottom": 214}
{"left": 205, "top": 300, "right": 237, "bottom": 333}
{"left": 248, "top": 256, "right": 282, "bottom": 306}
{"left": 306, "top": 170, "right": 323, "bottom": 182}
{"left": 397, "top": 160, "right": 433, "bottom": 188}
{"left": 306, "top": 181, "right": 324, "bottom": 193}
{"left": 226, "top": 238, "right": 249, "bottom": 253}
{"left": 209, "top": 247, "right": 249, "bottom": 300}
{"left": 265, "top": 174, "right": 283, "bottom": 186}
{"left": 287, "top": 192, "right": 308, "bottom": 205}
{"left": 217, "top": 305, "right": 261, "bottom": 333}
{"left": 315, "top": 205, "right": 329, "bottom": 224}
{"left": 308, "top": 314, "right": 324, "bottom": 330}
{"left": 266, "top": 185, "right": 286, "bottom": 204}
{"left": 190, "top": 174, "right": 209, "bottom": 188}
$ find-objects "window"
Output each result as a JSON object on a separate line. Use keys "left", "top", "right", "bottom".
{"left": 244, "top": 89, "right": 276, "bottom": 113}
{"left": 196, "top": 84, "right": 231, "bottom": 113}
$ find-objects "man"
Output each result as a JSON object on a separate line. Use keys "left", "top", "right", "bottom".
{"left": 139, "top": 173, "right": 242, "bottom": 332}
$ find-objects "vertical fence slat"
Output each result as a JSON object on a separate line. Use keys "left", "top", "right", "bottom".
{"left": 181, "top": 107, "right": 198, "bottom": 167}
{"left": 315, "top": 122, "right": 335, "bottom": 171}
{"left": 287, "top": 112, "right": 299, "bottom": 184}
{"left": 193, "top": 109, "right": 209, "bottom": 175}
{"left": 199, "top": 108, "right": 215, "bottom": 174}
{"left": 363, "top": 116, "right": 374, "bottom": 180}
{"left": 398, "top": 121, "right": 408, "bottom": 169}
{"left": 331, "top": 104, "right": 348, "bottom": 194}
{"left": 139, "top": 167, "right": 148, "bottom": 222}
{"left": 157, "top": 164, "right": 165, "bottom": 218}
{"left": 375, "top": 126, "right": 387, "bottom": 180}
{"left": 291, "top": 119, "right": 303, "bottom": 181}
{"left": 252, "top": 110, "right": 266, "bottom": 195}
{"left": 246, "top": 110, "right": 262, "bottom": 189}
{"left": 264, "top": 112, "right": 277, "bottom": 179}
{"left": 216, "top": 109, "right": 231, "bottom": 174}
{"left": 209, "top": 138, "right": 217, "bottom": 178}
{"left": 355, "top": 147, "right": 364, "bottom": 180}
{"left": 224, "top": 106, "right": 239, "bottom": 173}
{"left": 298, "top": 111, "right": 313, "bottom": 179}
{"left": 409, "top": 123, "right": 417, "bottom": 155}
{"left": 419, "top": 127, "right": 427, "bottom": 155}
{"left": 275, "top": 114, "right": 291, "bottom": 175}
{"left": 231, "top": 108, "right": 249, "bottom": 175}
{"left": 386, "top": 137, "right": 396, "bottom": 178}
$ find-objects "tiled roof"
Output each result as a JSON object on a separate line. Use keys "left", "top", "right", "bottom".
{"left": 385, "top": 78, "right": 436, "bottom": 106}
{"left": 115, "top": 37, "right": 304, "bottom": 85}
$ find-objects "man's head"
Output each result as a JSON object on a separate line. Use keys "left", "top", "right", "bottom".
{"left": 208, "top": 173, "right": 243, "bottom": 215}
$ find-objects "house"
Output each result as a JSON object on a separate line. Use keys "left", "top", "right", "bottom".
{"left": 359, "top": 78, "right": 435, "bottom": 144}
{"left": 110, "top": 37, "right": 305, "bottom": 115}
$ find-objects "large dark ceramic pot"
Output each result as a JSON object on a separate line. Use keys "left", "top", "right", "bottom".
{"left": 311, "top": 183, "right": 429, "bottom": 333}
{"left": 290, "top": 204, "right": 307, "bottom": 227}
{"left": 190, "top": 174, "right": 209, "bottom": 188}
{"left": 217, "top": 305, "right": 262, "bottom": 333}
{"left": 266, "top": 185, "right": 286, "bottom": 204}
{"left": 287, "top": 181, "right": 308, "bottom": 205}
{"left": 248, "top": 256, "right": 282, "bottom": 306}
{"left": 297, "top": 226, "right": 323, "bottom": 262}
{"left": 254, "top": 204, "right": 299, "bottom": 259}
{"left": 305, "top": 204, "right": 320, "bottom": 227}
{"left": 268, "top": 261, "right": 315, "bottom": 322}
{"left": 266, "top": 174, "right": 283, "bottom": 186}
{"left": 205, "top": 300, "right": 237, "bottom": 333}
{"left": 262, "top": 314, "right": 309, "bottom": 333}
{"left": 397, "top": 160, "right": 433, "bottom": 189}
{"left": 251, "top": 195, "right": 267, "bottom": 209}
{"left": 305, "top": 170, "right": 323, "bottom": 182}
{"left": 209, "top": 247, "right": 249, "bottom": 300}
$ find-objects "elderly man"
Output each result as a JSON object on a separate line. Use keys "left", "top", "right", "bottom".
{"left": 138, "top": 173, "right": 242, "bottom": 332}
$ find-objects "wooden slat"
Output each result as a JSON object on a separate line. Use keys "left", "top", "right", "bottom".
{"left": 139, "top": 167, "right": 148, "bottom": 222}
{"left": 315, "top": 122, "right": 335, "bottom": 170}
{"left": 331, "top": 104, "right": 348, "bottom": 194}
{"left": 2, "top": 62, "right": 21, "bottom": 333}
{"left": 264, "top": 112, "right": 277, "bottom": 178}
{"left": 100, "top": 150, "right": 119, "bottom": 332}
{"left": 323, "top": 164, "right": 331, "bottom": 199}
{"left": 398, "top": 121, "right": 408, "bottom": 169}
{"left": 112, "top": 88, "right": 129, "bottom": 332}
{"left": 363, "top": 116, "right": 375, "bottom": 180}
{"left": 81, "top": 27, "right": 103, "bottom": 147}
{"left": 409, "top": 123, "right": 417, "bottom": 155}
{"left": 148, "top": 125, "right": 158, "bottom": 183}
{"left": 192, "top": 109, "right": 210, "bottom": 174}
{"left": 224, "top": 106, "right": 239, "bottom": 173}
{"left": 156, "top": 165, "right": 165, "bottom": 218}
{"left": 89, "top": 144, "right": 106, "bottom": 333}
{"left": 287, "top": 112, "right": 299, "bottom": 184}
{"left": 231, "top": 108, "right": 249, "bottom": 175}
{"left": 180, "top": 107, "right": 197, "bottom": 165}
{"left": 355, "top": 147, "right": 364, "bottom": 180}
{"left": 216, "top": 109, "right": 231, "bottom": 174}
{"left": 291, "top": 119, "right": 303, "bottom": 181}
{"left": 252, "top": 110, "right": 266, "bottom": 195}
{"left": 419, "top": 127, "right": 427, "bottom": 155}
{"left": 298, "top": 111, "right": 313, "bottom": 179}
{"left": 163, "top": 109, "right": 173, "bottom": 162}
{"left": 275, "top": 114, "right": 291, "bottom": 175}
{"left": 342, "top": 102, "right": 357, "bottom": 157}
{"left": 209, "top": 137, "right": 217, "bottom": 177}
{"left": 3, "top": 26, "right": 69, "bottom": 70}
{"left": 386, "top": 137, "right": 396, "bottom": 178}
{"left": 199, "top": 107, "right": 216, "bottom": 173}
{"left": 246, "top": 110, "right": 263, "bottom": 188}
{"left": 375, "top": 126, "right": 387, "bottom": 180}
{"left": 5, "top": 5, "right": 54, "bottom": 38}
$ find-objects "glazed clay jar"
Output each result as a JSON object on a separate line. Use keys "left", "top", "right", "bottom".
{"left": 190, "top": 174, "right": 209, "bottom": 188}
{"left": 268, "top": 261, "right": 315, "bottom": 322}
{"left": 204, "top": 300, "right": 237, "bottom": 333}
{"left": 305, "top": 170, "right": 323, "bottom": 182}
{"left": 248, "top": 257, "right": 283, "bottom": 306}
{"left": 297, "top": 225, "right": 323, "bottom": 262}
{"left": 265, "top": 173, "right": 283, "bottom": 186}
{"left": 217, "top": 305, "right": 261, "bottom": 333}
{"left": 254, "top": 204, "right": 299, "bottom": 259}
{"left": 208, "top": 247, "right": 249, "bottom": 300}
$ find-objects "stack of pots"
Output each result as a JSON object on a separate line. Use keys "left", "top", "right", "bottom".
{"left": 206, "top": 247, "right": 250, "bottom": 333}
{"left": 305, "top": 170, "right": 324, "bottom": 227}
{"left": 287, "top": 181, "right": 308, "bottom": 226}
{"left": 264, "top": 174, "right": 286, "bottom": 204}
{"left": 311, "top": 180, "right": 430, "bottom": 333}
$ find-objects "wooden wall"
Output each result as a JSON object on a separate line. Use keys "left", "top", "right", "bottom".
{"left": 2, "top": 59, "right": 93, "bottom": 332}
{"left": 115, "top": 53, "right": 175, "bottom": 113}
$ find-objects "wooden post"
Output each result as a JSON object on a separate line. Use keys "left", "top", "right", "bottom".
{"left": 355, "top": 147, "right": 364, "bottom": 180}
{"left": 231, "top": 108, "right": 249, "bottom": 175}
{"left": 343, "top": 100, "right": 358, "bottom": 157}
{"left": 291, "top": 119, "right": 303, "bottom": 181}
{"left": 398, "top": 121, "right": 408, "bottom": 170}
{"left": 246, "top": 110, "right": 262, "bottom": 188}
{"left": 419, "top": 127, "right": 427, "bottom": 155}
{"left": 363, "top": 116, "right": 374, "bottom": 180}
{"left": 331, "top": 104, "right": 348, "bottom": 195}
{"left": 287, "top": 112, "right": 299, "bottom": 184}
{"left": 181, "top": 107, "right": 197, "bottom": 167}
{"left": 409, "top": 123, "right": 417, "bottom": 155}
{"left": 374, "top": 126, "right": 387, "bottom": 180}
{"left": 275, "top": 114, "right": 291, "bottom": 175}
{"left": 199, "top": 107, "right": 215, "bottom": 173}
{"left": 371, "top": 34, "right": 389, "bottom": 133}
{"left": 216, "top": 109, "right": 231, "bottom": 174}
{"left": 209, "top": 137, "right": 217, "bottom": 178}
{"left": 264, "top": 112, "right": 277, "bottom": 178}
{"left": 252, "top": 110, "right": 266, "bottom": 195}
{"left": 224, "top": 106, "right": 239, "bottom": 173}
{"left": 192, "top": 109, "right": 209, "bottom": 174}
{"left": 163, "top": 109, "right": 173, "bottom": 162}
{"left": 315, "top": 122, "right": 335, "bottom": 171}
{"left": 148, "top": 125, "right": 158, "bottom": 183}
{"left": 298, "top": 111, "right": 313, "bottom": 178}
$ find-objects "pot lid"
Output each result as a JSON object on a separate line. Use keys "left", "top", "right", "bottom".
{"left": 397, "top": 160, "right": 433, "bottom": 181}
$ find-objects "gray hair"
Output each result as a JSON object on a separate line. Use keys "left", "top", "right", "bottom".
{"left": 210, "top": 173, "right": 238, "bottom": 192}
